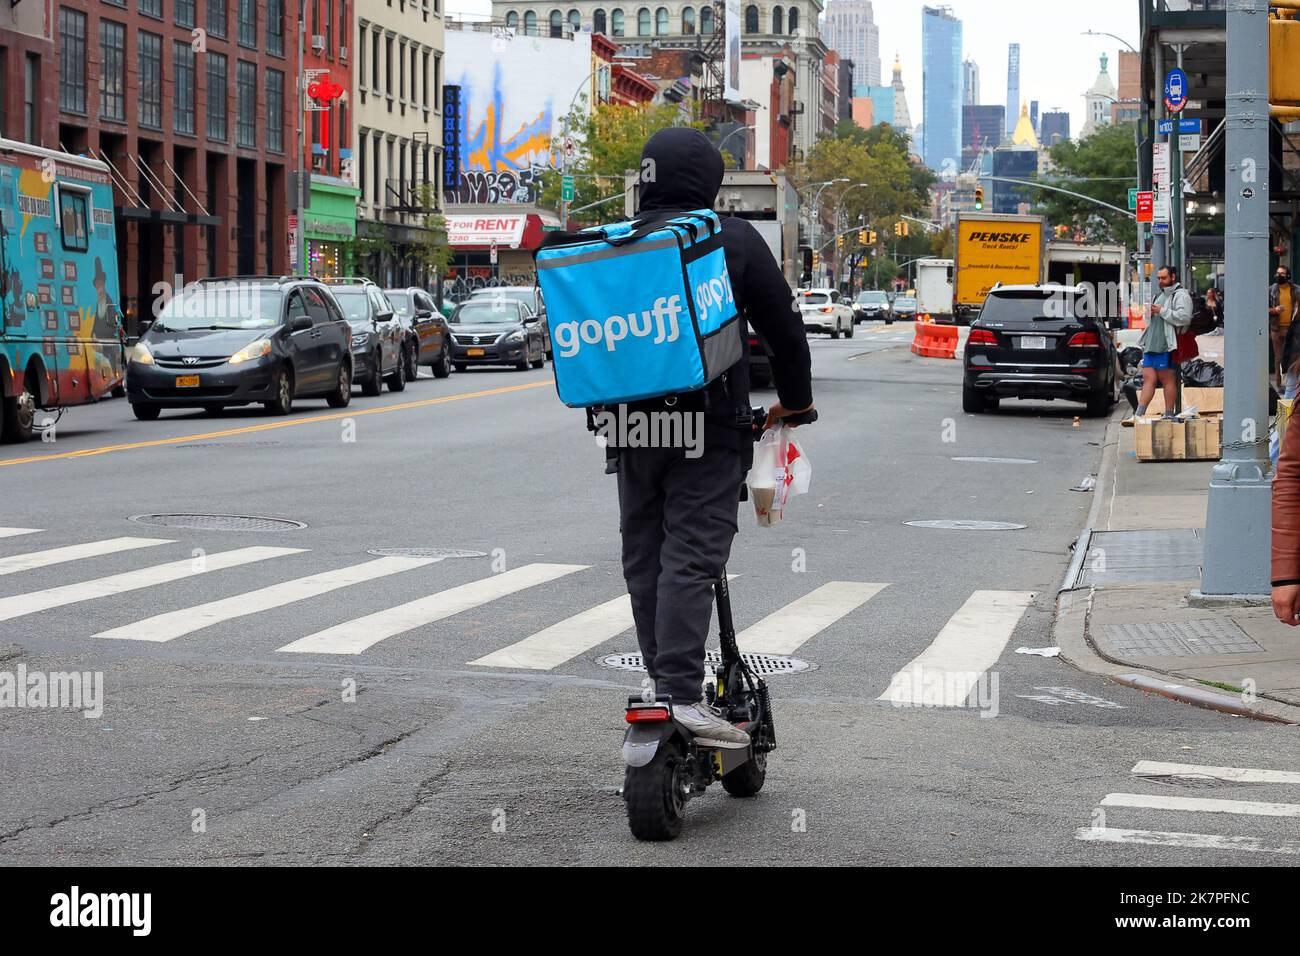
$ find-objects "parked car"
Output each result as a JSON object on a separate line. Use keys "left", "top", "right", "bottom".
{"left": 853, "top": 290, "right": 892, "bottom": 324}
{"left": 749, "top": 330, "right": 773, "bottom": 389}
{"left": 467, "top": 286, "right": 552, "bottom": 359}
{"left": 797, "top": 288, "right": 855, "bottom": 338}
{"left": 891, "top": 295, "right": 919, "bottom": 321}
{"left": 448, "top": 298, "right": 547, "bottom": 371}
{"left": 125, "top": 277, "right": 352, "bottom": 420}
{"left": 962, "top": 283, "right": 1122, "bottom": 416}
{"left": 321, "top": 278, "right": 406, "bottom": 395}
{"left": 384, "top": 287, "right": 453, "bottom": 380}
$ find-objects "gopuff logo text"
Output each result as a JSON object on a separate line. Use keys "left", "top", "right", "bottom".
{"left": 694, "top": 266, "right": 734, "bottom": 322}
{"left": 554, "top": 295, "right": 682, "bottom": 358}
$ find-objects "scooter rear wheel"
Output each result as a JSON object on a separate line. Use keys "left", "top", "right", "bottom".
{"left": 624, "top": 741, "right": 687, "bottom": 841}
{"left": 721, "top": 748, "right": 767, "bottom": 797}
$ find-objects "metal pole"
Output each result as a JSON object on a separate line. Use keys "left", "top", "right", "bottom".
{"left": 1172, "top": 44, "right": 1187, "bottom": 285}
{"left": 1199, "top": 0, "right": 1271, "bottom": 598}
{"left": 297, "top": 20, "right": 306, "bottom": 276}
{"left": 1152, "top": 42, "right": 1167, "bottom": 277}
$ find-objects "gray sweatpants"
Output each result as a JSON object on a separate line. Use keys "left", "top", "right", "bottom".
{"left": 617, "top": 444, "right": 745, "bottom": 703}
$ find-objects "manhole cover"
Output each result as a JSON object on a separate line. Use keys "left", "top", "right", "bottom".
{"left": 1103, "top": 619, "right": 1264, "bottom": 657}
{"left": 905, "top": 519, "right": 1026, "bottom": 531}
{"left": 599, "top": 650, "right": 814, "bottom": 676}
{"left": 130, "top": 513, "right": 307, "bottom": 532}
{"left": 951, "top": 456, "right": 1039, "bottom": 464}
{"left": 365, "top": 547, "right": 487, "bottom": 559}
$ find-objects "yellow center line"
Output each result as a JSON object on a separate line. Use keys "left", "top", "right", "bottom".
{"left": 0, "top": 379, "right": 554, "bottom": 468}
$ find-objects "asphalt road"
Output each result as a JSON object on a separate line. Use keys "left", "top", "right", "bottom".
{"left": 1, "top": 322, "right": 1295, "bottom": 865}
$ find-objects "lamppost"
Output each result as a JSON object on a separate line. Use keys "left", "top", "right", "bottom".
{"left": 716, "top": 125, "right": 756, "bottom": 168}
{"left": 559, "top": 67, "right": 605, "bottom": 230}
{"left": 812, "top": 178, "right": 848, "bottom": 282}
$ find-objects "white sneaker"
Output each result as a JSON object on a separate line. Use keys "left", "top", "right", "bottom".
{"left": 673, "top": 700, "right": 751, "bottom": 749}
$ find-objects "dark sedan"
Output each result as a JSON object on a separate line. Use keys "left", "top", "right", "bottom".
{"left": 125, "top": 277, "right": 353, "bottom": 420}
{"left": 449, "top": 299, "right": 547, "bottom": 371}
{"left": 385, "top": 287, "right": 453, "bottom": 380}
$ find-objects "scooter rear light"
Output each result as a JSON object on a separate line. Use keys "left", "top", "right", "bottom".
{"left": 626, "top": 706, "right": 671, "bottom": 723}
{"left": 968, "top": 328, "right": 998, "bottom": 346}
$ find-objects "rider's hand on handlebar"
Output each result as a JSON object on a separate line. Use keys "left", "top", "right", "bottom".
{"left": 765, "top": 402, "right": 816, "bottom": 430}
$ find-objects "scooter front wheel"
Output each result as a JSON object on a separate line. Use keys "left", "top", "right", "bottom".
{"left": 624, "top": 741, "right": 688, "bottom": 841}
{"left": 721, "top": 747, "right": 767, "bottom": 797}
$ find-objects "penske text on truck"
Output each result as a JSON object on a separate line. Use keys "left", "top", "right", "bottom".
{"left": 953, "top": 212, "right": 1047, "bottom": 324}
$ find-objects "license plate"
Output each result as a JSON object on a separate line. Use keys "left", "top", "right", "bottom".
{"left": 174, "top": 375, "right": 200, "bottom": 387}
{"left": 467, "top": 348, "right": 485, "bottom": 357}
{"left": 1021, "top": 335, "right": 1048, "bottom": 350}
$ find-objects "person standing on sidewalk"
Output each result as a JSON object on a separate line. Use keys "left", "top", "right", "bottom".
{"left": 1129, "top": 265, "right": 1192, "bottom": 423}
{"left": 1270, "top": 267, "right": 1300, "bottom": 390}
{"left": 1272, "top": 412, "right": 1300, "bottom": 624}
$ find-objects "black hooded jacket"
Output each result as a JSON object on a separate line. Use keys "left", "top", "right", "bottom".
{"left": 636, "top": 128, "right": 813, "bottom": 429}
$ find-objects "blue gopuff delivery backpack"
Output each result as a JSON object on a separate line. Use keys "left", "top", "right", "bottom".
{"left": 534, "top": 208, "right": 742, "bottom": 407}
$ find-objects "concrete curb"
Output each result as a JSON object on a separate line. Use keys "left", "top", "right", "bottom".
{"left": 1052, "top": 414, "right": 1300, "bottom": 725}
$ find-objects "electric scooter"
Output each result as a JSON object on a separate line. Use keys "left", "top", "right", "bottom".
{"left": 621, "top": 406, "right": 817, "bottom": 841}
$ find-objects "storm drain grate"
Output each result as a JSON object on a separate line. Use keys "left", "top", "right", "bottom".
{"left": 905, "top": 519, "right": 1027, "bottom": 531}
{"left": 366, "top": 547, "right": 487, "bottom": 560}
{"left": 1102, "top": 619, "right": 1264, "bottom": 657}
{"left": 599, "top": 650, "right": 814, "bottom": 676}
{"left": 1134, "top": 772, "right": 1243, "bottom": 791}
{"left": 130, "top": 513, "right": 307, "bottom": 532}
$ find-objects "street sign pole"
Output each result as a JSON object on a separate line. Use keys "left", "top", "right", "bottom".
{"left": 1200, "top": 0, "right": 1270, "bottom": 598}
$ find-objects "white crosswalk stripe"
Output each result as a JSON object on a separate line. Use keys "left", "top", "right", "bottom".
{"left": 1099, "top": 793, "right": 1300, "bottom": 818}
{"left": 0, "top": 528, "right": 42, "bottom": 539}
{"left": 737, "top": 581, "right": 887, "bottom": 655}
{"left": 1132, "top": 761, "right": 1300, "bottom": 785}
{"left": 277, "top": 563, "right": 588, "bottom": 655}
{"left": 470, "top": 593, "right": 632, "bottom": 670}
{"left": 0, "top": 537, "right": 172, "bottom": 577}
{"left": 1074, "top": 827, "right": 1300, "bottom": 855}
{"left": 0, "top": 547, "right": 304, "bottom": 623}
{"left": 877, "top": 590, "right": 1034, "bottom": 707}
{"left": 94, "top": 555, "right": 439, "bottom": 643}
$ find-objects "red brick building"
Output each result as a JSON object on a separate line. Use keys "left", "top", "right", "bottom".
{"left": 0, "top": 0, "right": 297, "bottom": 336}
{"left": 303, "top": 0, "right": 351, "bottom": 179}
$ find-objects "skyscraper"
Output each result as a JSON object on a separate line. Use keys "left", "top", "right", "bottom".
{"left": 921, "top": 5, "right": 962, "bottom": 175}
{"left": 1030, "top": 100, "right": 1039, "bottom": 134}
{"left": 1082, "top": 54, "right": 1117, "bottom": 138}
{"left": 821, "top": 0, "right": 882, "bottom": 89}
{"left": 1006, "top": 43, "right": 1021, "bottom": 137}
{"left": 891, "top": 55, "right": 913, "bottom": 136}
{"left": 1040, "top": 110, "right": 1071, "bottom": 147}
{"left": 963, "top": 58, "right": 980, "bottom": 106}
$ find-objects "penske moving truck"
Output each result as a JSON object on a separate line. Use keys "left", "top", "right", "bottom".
{"left": 953, "top": 212, "right": 1048, "bottom": 325}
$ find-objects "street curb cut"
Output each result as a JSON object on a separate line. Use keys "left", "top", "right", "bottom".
{"left": 1052, "top": 414, "right": 1300, "bottom": 725}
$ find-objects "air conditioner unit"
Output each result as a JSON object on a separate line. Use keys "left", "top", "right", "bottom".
{"left": 312, "top": 35, "right": 326, "bottom": 52}
{"left": 339, "top": 46, "right": 349, "bottom": 61}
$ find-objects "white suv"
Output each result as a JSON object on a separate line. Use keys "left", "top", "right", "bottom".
{"left": 797, "top": 288, "right": 856, "bottom": 339}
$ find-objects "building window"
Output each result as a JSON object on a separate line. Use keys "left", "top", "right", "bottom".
{"left": 422, "top": 50, "right": 430, "bottom": 108}
{"left": 325, "top": 0, "right": 333, "bottom": 54}
{"left": 637, "top": 7, "right": 650, "bottom": 35}
{"left": 175, "top": 0, "right": 196, "bottom": 28}
{"left": 593, "top": 8, "right": 605, "bottom": 33}
{"left": 372, "top": 30, "right": 380, "bottom": 89}
{"left": 268, "top": 0, "right": 284, "bottom": 56}
{"left": 173, "top": 41, "right": 196, "bottom": 134}
{"left": 681, "top": 7, "right": 693, "bottom": 33}
{"left": 99, "top": 20, "right": 127, "bottom": 122}
{"left": 59, "top": 8, "right": 88, "bottom": 116}
{"left": 359, "top": 23, "right": 367, "bottom": 81}
{"left": 524, "top": 10, "right": 537, "bottom": 35}
{"left": 434, "top": 53, "right": 441, "bottom": 109}
{"left": 399, "top": 42, "right": 406, "bottom": 100}
{"left": 267, "top": 70, "right": 284, "bottom": 152}
{"left": 207, "top": 52, "right": 228, "bottom": 141}
{"left": 237, "top": 0, "right": 257, "bottom": 48}
{"left": 506, "top": 11, "right": 518, "bottom": 28}
{"left": 208, "top": 0, "right": 227, "bottom": 37}
{"left": 788, "top": 6, "right": 798, "bottom": 32}
{"left": 25, "top": 53, "right": 40, "bottom": 144}
{"left": 611, "top": 9, "right": 623, "bottom": 36}
{"left": 359, "top": 126, "right": 367, "bottom": 197}
{"left": 772, "top": 6, "right": 782, "bottom": 33}
{"left": 138, "top": 31, "right": 162, "bottom": 128}
{"left": 569, "top": 9, "right": 581, "bottom": 31}
{"left": 139, "top": 0, "right": 162, "bottom": 17}
{"left": 236, "top": 60, "right": 257, "bottom": 147}
{"left": 385, "top": 37, "right": 393, "bottom": 94}
{"left": 701, "top": 6, "right": 713, "bottom": 33}
{"left": 655, "top": 6, "right": 667, "bottom": 34}
{"left": 550, "top": 10, "right": 563, "bottom": 37}
{"left": 744, "top": 4, "right": 757, "bottom": 33}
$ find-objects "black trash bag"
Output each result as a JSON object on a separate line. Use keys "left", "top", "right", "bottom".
{"left": 1180, "top": 358, "right": 1224, "bottom": 388}
{"left": 1120, "top": 346, "right": 1143, "bottom": 372}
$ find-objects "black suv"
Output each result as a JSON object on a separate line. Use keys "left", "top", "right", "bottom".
{"left": 963, "top": 283, "right": 1122, "bottom": 416}
{"left": 126, "top": 276, "right": 353, "bottom": 420}
{"left": 321, "top": 278, "right": 406, "bottom": 396}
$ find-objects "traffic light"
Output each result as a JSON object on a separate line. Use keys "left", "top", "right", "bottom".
{"left": 894, "top": 222, "right": 902, "bottom": 237}
{"left": 902, "top": 221, "right": 910, "bottom": 237}
{"left": 812, "top": 250, "right": 820, "bottom": 269}
{"left": 869, "top": 230, "right": 877, "bottom": 244}
{"left": 974, "top": 186, "right": 984, "bottom": 210}
{"left": 837, "top": 234, "right": 845, "bottom": 250}
{"left": 858, "top": 229, "right": 868, "bottom": 245}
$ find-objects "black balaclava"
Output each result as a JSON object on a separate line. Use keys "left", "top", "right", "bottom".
{"left": 637, "top": 127, "right": 725, "bottom": 214}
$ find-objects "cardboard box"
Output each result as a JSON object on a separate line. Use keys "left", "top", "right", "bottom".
{"left": 1145, "top": 386, "right": 1223, "bottom": 417}
{"left": 1134, "top": 416, "right": 1222, "bottom": 462}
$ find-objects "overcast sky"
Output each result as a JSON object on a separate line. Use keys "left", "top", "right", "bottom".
{"left": 445, "top": 0, "right": 1140, "bottom": 140}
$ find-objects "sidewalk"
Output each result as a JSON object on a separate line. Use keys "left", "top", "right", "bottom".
{"left": 1054, "top": 414, "right": 1300, "bottom": 723}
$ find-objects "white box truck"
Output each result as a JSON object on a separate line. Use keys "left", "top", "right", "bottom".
{"left": 916, "top": 258, "right": 954, "bottom": 324}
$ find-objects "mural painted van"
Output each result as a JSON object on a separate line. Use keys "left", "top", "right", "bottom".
{"left": 0, "top": 138, "right": 125, "bottom": 442}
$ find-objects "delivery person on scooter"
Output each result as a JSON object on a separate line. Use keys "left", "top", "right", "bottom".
{"left": 616, "top": 128, "right": 814, "bottom": 748}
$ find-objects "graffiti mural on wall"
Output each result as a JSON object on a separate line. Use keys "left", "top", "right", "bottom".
{"left": 445, "top": 31, "right": 593, "bottom": 206}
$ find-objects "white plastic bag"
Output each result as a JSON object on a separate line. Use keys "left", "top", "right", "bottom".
{"left": 746, "top": 424, "right": 812, "bottom": 526}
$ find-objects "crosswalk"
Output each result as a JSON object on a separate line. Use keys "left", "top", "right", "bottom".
{"left": 1075, "top": 760, "right": 1300, "bottom": 856}
{"left": 0, "top": 529, "right": 1040, "bottom": 693}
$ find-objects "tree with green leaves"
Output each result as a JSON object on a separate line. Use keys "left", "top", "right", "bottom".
{"left": 1037, "top": 123, "right": 1139, "bottom": 248}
